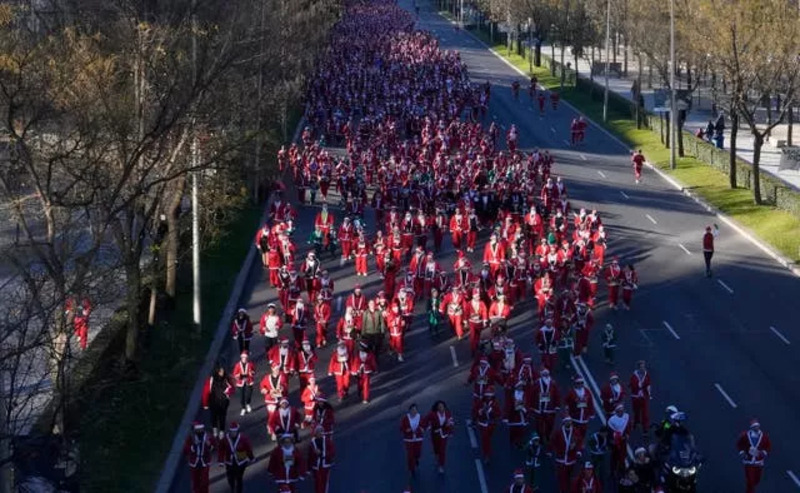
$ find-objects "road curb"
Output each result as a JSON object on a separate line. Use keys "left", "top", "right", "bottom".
{"left": 153, "top": 117, "right": 306, "bottom": 493}
{"left": 450, "top": 16, "right": 800, "bottom": 279}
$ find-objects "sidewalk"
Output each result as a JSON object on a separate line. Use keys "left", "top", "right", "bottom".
{"left": 542, "top": 43, "right": 800, "bottom": 192}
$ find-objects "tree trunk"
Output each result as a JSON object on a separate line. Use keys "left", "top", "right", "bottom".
{"left": 124, "top": 262, "right": 143, "bottom": 366}
{"left": 752, "top": 133, "right": 764, "bottom": 205}
{"left": 637, "top": 55, "right": 643, "bottom": 128}
{"left": 623, "top": 42, "right": 628, "bottom": 77}
{"left": 612, "top": 33, "right": 617, "bottom": 64}
{"left": 560, "top": 43, "right": 566, "bottom": 90}
{"left": 534, "top": 42, "right": 541, "bottom": 67}
{"left": 678, "top": 112, "right": 685, "bottom": 157}
{"left": 590, "top": 46, "right": 595, "bottom": 82}
{"left": 789, "top": 106, "right": 794, "bottom": 146}
{"left": 665, "top": 113, "right": 671, "bottom": 148}
{"left": 729, "top": 111, "right": 738, "bottom": 188}
{"left": 648, "top": 62, "right": 653, "bottom": 89}
{"left": 164, "top": 177, "right": 186, "bottom": 302}
{"left": 551, "top": 43, "right": 556, "bottom": 76}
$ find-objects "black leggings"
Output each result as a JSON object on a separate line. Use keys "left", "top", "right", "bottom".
{"left": 210, "top": 401, "right": 229, "bottom": 432}
{"left": 239, "top": 385, "right": 253, "bottom": 408}
{"left": 226, "top": 463, "right": 246, "bottom": 493}
{"left": 703, "top": 251, "right": 713, "bottom": 273}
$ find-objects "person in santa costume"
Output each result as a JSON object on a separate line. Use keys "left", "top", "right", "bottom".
{"left": 268, "top": 337, "right": 298, "bottom": 377}
{"left": 312, "top": 394, "right": 335, "bottom": 436}
{"left": 312, "top": 295, "right": 331, "bottom": 349}
{"left": 502, "top": 468, "right": 534, "bottom": 493}
{"left": 476, "top": 392, "right": 501, "bottom": 464}
{"left": 483, "top": 233, "right": 506, "bottom": 276}
{"left": 354, "top": 233, "right": 371, "bottom": 276}
{"left": 314, "top": 203, "right": 335, "bottom": 246}
{"left": 572, "top": 302, "right": 594, "bottom": 356}
{"left": 422, "top": 252, "right": 440, "bottom": 298}
{"left": 536, "top": 319, "right": 559, "bottom": 372}
{"left": 308, "top": 425, "right": 336, "bottom": 493}
{"left": 550, "top": 417, "right": 584, "bottom": 493}
{"left": 385, "top": 301, "right": 407, "bottom": 362}
{"left": 328, "top": 340, "right": 351, "bottom": 401}
{"left": 570, "top": 461, "right": 602, "bottom": 493}
{"left": 230, "top": 308, "right": 253, "bottom": 354}
{"left": 400, "top": 403, "right": 426, "bottom": 476}
{"left": 600, "top": 372, "right": 626, "bottom": 416}
{"left": 504, "top": 380, "right": 530, "bottom": 449}
{"left": 531, "top": 368, "right": 560, "bottom": 444}
{"left": 350, "top": 341, "right": 377, "bottom": 403}
{"left": 184, "top": 421, "right": 215, "bottom": 493}
{"left": 267, "top": 434, "right": 306, "bottom": 492}
{"left": 232, "top": 351, "right": 255, "bottom": 416}
{"left": 269, "top": 398, "right": 302, "bottom": 444}
{"left": 301, "top": 377, "right": 323, "bottom": 425}
{"left": 337, "top": 216, "right": 354, "bottom": 266}
{"left": 607, "top": 404, "right": 632, "bottom": 477}
{"left": 565, "top": 376, "right": 595, "bottom": 437}
{"left": 288, "top": 298, "right": 309, "bottom": 348}
{"left": 336, "top": 306, "right": 359, "bottom": 354}
{"left": 737, "top": 419, "right": 772, "bottom": 493}
{"left": 424, "top": 400, "right": 454, "bottom": 474}
{"left": 441, "top": 287, "right": 466, "bottom": 340}
{"left": 217, "top": 422, "right": 253, "bottom": 493}
{"left": 450, "top": 209, "right": 466, "bottom": 249}
{"left": 468, "top": 356, "right": 502, "bottom": 405}
{"left": 259, "top": 303, "right": 282, "bottom": 352}
{"left": 629, "top": 360, "right": 652, "bottom": 435}
{"left": 345, "top": 284, "right": 367, "bottom": 317}
{"left": 301, "top": 252, "right": 321, "bottom": 300}
{"left": 465, "top": 288, "right": 488, "bottom": 354}
{"left": 621, "top": 264, "right": 638, "bottom": 310}
{"left": 604, "top": 258, "right": 623, "bottom": 310}
{"left": 296, "top": 337, "right": 317, "bottom": 392}
{"left": 260, "top": 364, "right": 288, "bottom": 440}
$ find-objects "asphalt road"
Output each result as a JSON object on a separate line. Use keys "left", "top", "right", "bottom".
{"left": 168, "top": 1, "right": 800, "bottom": 492}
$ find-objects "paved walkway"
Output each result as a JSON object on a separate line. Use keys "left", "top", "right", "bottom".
{"left": 542, "top": 43, "right": 800, "bottom": 191}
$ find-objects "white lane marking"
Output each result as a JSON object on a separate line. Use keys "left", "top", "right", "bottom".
{"left": 717, "top": 279, "right": 734, "bottom": 294}
{"left": 679, "top": 244, "right": 692, "bottom": 255}
{"left": 550, "top": 127, "right": 556, "bottom": 133}
{"left": 449, "top": 345, "right": 459, "bottom": 367}
{"left": 466, "top": 421, "right": 478, "bottom": 449}
{"left": 597, "top": 170, "right": 607, "bottom": 179}
{"left": 770, "top": 326, "right": 791, "bottom": 345}
{"left": 639, "top": 329, "right": 654, "bottom": 347}
{"left": 620, "top": 191, "right": 630, "bottom": 199}
{"left": 645, "top": 214, "right": 658, "bottom": 225}
{"left": 475, "top": 458, "right": 489, "bottom": 493}
{"left": 528, "top": 107, "right": 534, "bottom": 112}
{"left": 563, "top": 139, "right": 571, "bottom": 146}
{"left": 788, "top": 470, "right": 800, "bottom": 488}
{"left": 336, "top": 295, "right": 343, "bottom": 313}
{"left": 492, "top": 114, "right": 497, "bottom": 120}
{"left": 580, "top": 154, "right": 587, "bottom": 161}
{"left": 662, "top": 321, "right": 681, "bottom": 340}
{"left": 714, "top": 383, "right": 738, "bottom": 408}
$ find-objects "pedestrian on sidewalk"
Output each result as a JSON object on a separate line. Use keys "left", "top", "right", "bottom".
{"left": 631, "top": 150, "right": 645, "bottom": 184}
{"left": 702, "top": 225, "right": 718, "bottom": 277}
{"left": 217, "top": 422, "right": 253, "bottom": 493}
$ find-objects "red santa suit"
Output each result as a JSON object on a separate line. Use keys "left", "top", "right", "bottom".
{"left": 268, "top": 343, "right": 297, "bottom": 376}
{"left": 737, "top": 422, "right": 772, "bottom": 493}
{"left": 267, "top": 442, "right": 306, "bottom": 491}
{"left": 465, "top": 294, "right": 488, "bottom": 354}
{"left": 565, "top": 383, "right": 595, "bottom": 436}
{"left": 354, "top": 237, "right": 370, "bottom": 275}
{"left": 621, "top": 268, "right": 638, "bottom": 309}
{"left": 550, "top": 422, "right": 584, "bottom": 493}
{"left": 217, "top": 427, "right": 254, "bottom": 471}
{"left": 483, "top": 239, "right": 507, "bottom": 275}
{"left": 337, "top": 220, "right": 354, "bottom": 260}
{"left": 606, "top": 409, "right": 632, "bottom": 475}
{"left": 422, "top": 256, "right": 441, "bottom": 298}
{"left": 533, "top": 274, "right": 555, "bottom": 318}
{"left": 450, "top": 212, "right": 466, "bottom": 249}
{"left": 335, "top": 310, "right": 359, "bottom": 354}
{"left": 536, "top": 324, "right": 559, "bottom": 371}
{"left": 400, "top": 411, "right": 425, "bottom": 473}
{"left": 345, "top": 291, "right": 367, "bottom": 317}
{"left": 572, "top": 303, "right": 594, "bottom": 356}
{"left": 570, "top": 470, "right": 603, "bottom": 493}
{"left": 476, "top": 396, "right": 501, "bottom": 461}
{"left": 504, "top": 384, "right": 531, "bottom": 447}
{"left": 313, "top": 301, "right": 331, "bottom": 348}
{"left": 441, "top": 289, "right": 466, "bottom": 339}
{"left": 184, "top": 426, "right": 214, "bottom": 493}
{"left": 296, "top": 345, "right": 317, "bottom": 391}
{"left": 307, "top": 432, "right": 336, "bottom": 493}
{"left": 600, "top": 375, "right": 626, "bottom": 415}
{"left": 300, "top": 383, "right": 323, "bottom": 424}
{"left": 350, "top": 348, "right": 377, "bottom": 402}
{"left": 314, "top": 209, "right": 335, "bottom": 244}
{"left": 385, "top": 307, "right": 407, "bottom": 359}
{"left": 468, "top": 359, "right": 502, "bottom": 402}
{"left": 531, "top": 373, "right": 560, "bottom": 441}
{"left": 328, "top": 344, "right": 351, "bottom": 399}
{"left": 604, "top": 261, "right": 623, "bottom": 309}
{"left": 268, "top": 402, "right": 302, "bottom": 441}
{"left": 260, "top": 371, "right": 288, "bottom": 434}
{"left": 425, "top": 408, "right": 454, "bottom": 468}
{"left": 629, "top": 368, "right": 652, "bottom": 432}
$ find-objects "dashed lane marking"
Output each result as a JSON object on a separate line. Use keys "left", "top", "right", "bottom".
{"left": 679, "top": 244, "right": 692, "bottom": 255}
{"left": 787, "top": 470, "right": 800, "bottom": 488}
{"left": 717, "top": 279, "right": 734, "bottom": 294}
{"left": 662, "top": 321, "right": 681, "bottom": 340}
{"left": 466, "top": 421, "right": 478, "bottom": 449}
{"left": 580, "top": 154, "right": 587, "bottom": 161}
{"left": 597, "top": 170, "right": 607, "bottom": 179}
{"left": 714, "top": 383, "right": 738, "bottom": 408}
{"left": 620, "top": 191, "right": 630, "bottom": 199}
{"left": 645, "top": 214, "right": 658, "bottom": 225}
{"left": 475, "top": 459, "right": 489, "bottom": 493}
{"left": 770, "top": 326, "right": 791, "bottom": 345}
{"left": 449, "top": 345, "right": 459, "bottom": 367}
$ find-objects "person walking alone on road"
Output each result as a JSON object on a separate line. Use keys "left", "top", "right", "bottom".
{"left": 631, "top": 149, "right": 645, "bottom": 184}
{"left": 629, "top": 360, "right": 652, "bottom": 436}
{"left": 217, "top": 422, "right": 253, "bottom": 493}
{"left": 702, "top": 225, "right": 718, "bottom": 277}
{"left": 737, "top": 419, "right": 772, "bottom": 493}
{"left": 201, "top": 361, "right": 234, "bottom": 439}
{"left": 184, "top": 422, "right": 215, "bottom": 493}
{"left": 231, "top": 308, "right": 253, "bottom": 354}
{"left": 308, "top": 425, "right": 335, "bottom": 493}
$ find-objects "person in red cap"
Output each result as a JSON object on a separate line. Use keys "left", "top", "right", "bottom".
{"left": 267, "top": 433, "right": 306, "bottom": 492}
{"left": 183, "top": 421, "right": 214, "bottom": 493}
{"left": 531, "top": 367, "right": 560, "bottom": 444}
{"left": 503, "top": 468, "right": 534, "bottom": 493}
{"left": 550, "top": 417, "right": 584, "bottom": 493}
{"left": 301, "top": 377, "right": 323, "bottom": 425}
{"left": 621, "top": 264, "right": 638, "bottom": 310}
{"left": 631, "top": 149, "right": 645, "bottom": 184}
{"left": 702, "top": 225, "right": 717, "bottom": 277}
{"left": 400, "top": 403, "right": 425, "bottom": 476}
{"left": 268, "top": 337, "right": 298, "bottom": 377}
{"left": 450, "top": 209, "right": 466, "bottom": 249}
{"left": 269, "top": 398, "right": 302, "bottom": 444}
{"left": 217, "top": 422, "right": 254, "bottom": 493}
{"left": 604, "top": 258, "right": 623, "bottom": 310}
{"left": 504, "top": 380, "right": 531, "bottom": 448}
{"left": 536, "top": 319, "right": 559, "bottom": 371}
{"left": 600, "top": 372, "right": 626, "bottom": 415}
{"left": 570, "top": 461, "right": 602, "bottom": 493}
{"left": 424, "top": 400, "right": 454, "bottom": 474}
{"left": 314, "top": 294, "right": 332, "bottom": 348}
{"left": 565, "top": 376, "right": 595, "bottom": 437}
{"left": 737, "top": 419, "right": 772, "bottom": 493}
{"left": 296, "top": 337, "right": 317, "bottom": 392}
{"left": 328, "top": 340, "right": 351, "bottom": 400}
{"left": 476, "top": 392, "right": 501, "bottom": 464}
{"left": 231, "top": 308, "right": 253, "bottom": 354}
{"left": 629, "top": 360, "right": 652, "bottom": 435}
{"left": 350, "top": 342, "right": 377, "bottom": 403}
{"left": 260, "top": 365, "right": 288, "bottom": 440}
{"left": 441, "top": 286, "right": 466, "bottom": 340}
{"left": 465, "top": 289, "right": 488, "bottom": 354}
{"left": 232, "top": 351, "right": 255, "bottom": 416}
{"left": 607, "top": 404, "right": 632, "bottom": 476}
{"left": 483, "top": 233, "right": 507, "bottom": 276}
{"left": 308, "top": 425, "right": 336, "bottom": 493}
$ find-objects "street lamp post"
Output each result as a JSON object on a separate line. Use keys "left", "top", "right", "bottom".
{"left": 528, "top": 19, "right": 533, "bottom": 75}
{"left": 191, "top": 0, "right": 201, "bottom": 330}
{"left": 603, "top": 0, "right": 611, "bottom": 121}
{"left": 669, "top": 0, "right": 677, "bottom": 169}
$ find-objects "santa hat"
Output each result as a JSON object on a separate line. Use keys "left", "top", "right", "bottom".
{"left": 458, "top": 250, "right": 465, "bottom": 258}
{"left": 192, "top": 421, "right": 205, "bottom": 431}
{"left": 612, "top": 256, "right": 619, "bottom": 263}
{"left": 237, "top": 308, "right": 247, "bottom": 314}
{"left": 229, "top": 422, "right": 240, "bottom": 432}
{"left": 354, "top": 284, "right": 362, "bottom": 290}
{"left": 750, "top": 419, "right": 761, "bottom": 429}
{"left": 479, "top": 356, "right": 489, "bottom": 363}
{"left": 279, "top": 398, "right": 289, "bottom": 407}
{"left": 584, "top": 461, "right": 594, "bottom": 469}
{"left": 302, "top": 337, "right": 311, "bottom": 346}
{"left": 615, "top": 403, "right": 625, "bottom": 412}
{"left": 267, "top": 303, "right": 277, "bottom": 309}
{"left": 574, "top": 376, "right": 585, "bottom": 384}
{"left": 513, "top": 468, "right": 525, "bottom": 479}
{"left": 279, "top": 337, "right": 289, "bottom": 344}
{"left": 240, "top": 350, "right": 249, "bottom": 358}
{"left": 609, "top": 372, "right": 619, "bottom": 381}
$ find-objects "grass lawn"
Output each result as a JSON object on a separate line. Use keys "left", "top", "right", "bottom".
{"left": 77, "top": 203, "right": 264, "bottom": 493}
{"left": 452, "top": 17, "right": 800, "bottom": 263}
